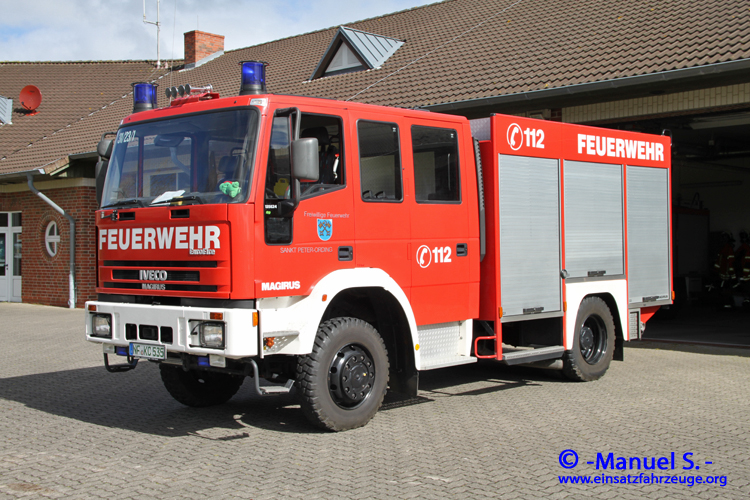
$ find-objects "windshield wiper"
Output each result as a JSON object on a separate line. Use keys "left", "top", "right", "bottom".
{"left": 101, "top": 198, "right": 144, "bottom": 209}
{"left": 151, "top": 194, "right": 203, "bottom": 207}
{"left": 169, "top": 194, "right": 203, "bottom": 205}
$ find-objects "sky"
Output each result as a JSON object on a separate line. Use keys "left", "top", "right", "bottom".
{"left": 0, "top": 0, "right": 437, "bottom": 62}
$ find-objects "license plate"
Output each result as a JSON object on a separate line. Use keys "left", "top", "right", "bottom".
{"left": 129, "top": 342, "right": 166, "bottom": 360}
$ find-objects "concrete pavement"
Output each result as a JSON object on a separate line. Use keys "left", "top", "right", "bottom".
{"left": 0, "top": 303, "right": 748, "bottom": 499}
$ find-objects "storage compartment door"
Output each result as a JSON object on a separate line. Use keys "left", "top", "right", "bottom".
{"left": 564, "top": 161, "right": 624, "bottom": 279}
{"left": 498, "top": 154, "right": 561, "bottom": 317}
{"left": 627, "top": 166, "right": 671, "bottom": 305}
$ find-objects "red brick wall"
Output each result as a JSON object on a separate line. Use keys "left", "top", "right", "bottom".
{"left": 0, "top": 186, "right": 97, "bottom": 308}
{"left": 184, "top": 31, "right": 225, "bottom": 65}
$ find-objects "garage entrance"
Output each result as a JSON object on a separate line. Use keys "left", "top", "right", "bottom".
{"left": 607, "top": 109, "right": 750, "bottom": 346}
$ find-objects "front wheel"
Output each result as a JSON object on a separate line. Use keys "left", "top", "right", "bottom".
{"left": 296, "top": 318, "right": 389, "bottom": 431}
{"left": 160, "top": 364, "right": 244, "bottom": 407}
{"left": 562, "top": 297, "right": 615, "bottom": 382}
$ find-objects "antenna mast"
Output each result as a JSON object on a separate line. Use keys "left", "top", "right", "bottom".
{"left": 143, "top": 0, "right": 161, "bottom": 68}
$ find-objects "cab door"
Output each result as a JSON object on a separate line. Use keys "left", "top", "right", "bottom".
{"left": 254, "top": 108, "right": 354, "bottom": 297}
{"left": 350, "top": 113, "right": 411, "bottom": 296}
{"left": 406, "top": 121, "right": 474, "bottom": 324}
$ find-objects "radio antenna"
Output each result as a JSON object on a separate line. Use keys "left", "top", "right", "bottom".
{"left": 143, "top": 0, "right": 162, "bottom": 68}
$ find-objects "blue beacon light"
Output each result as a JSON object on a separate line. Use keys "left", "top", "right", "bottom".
{"left": 132, "top": 82, "right": 158, "bottom": 113}
{"left": 239, "top": 61, "right": 268, "bottom": 95}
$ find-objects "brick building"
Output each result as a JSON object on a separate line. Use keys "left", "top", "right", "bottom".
{"left": 1, "top": 0, "right": 749, "bottom": 308}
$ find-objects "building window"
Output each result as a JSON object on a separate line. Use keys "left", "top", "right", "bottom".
{"left": 324, "top": 43, "right": 365, "bottom": 76}
{"left": 45, "top": 221, "right": 60, "bottom": 257}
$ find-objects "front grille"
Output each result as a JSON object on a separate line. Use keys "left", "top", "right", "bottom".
{"left": 103, "top": 282, "right": 218, "bottom": 292}
{"left": 125, "top": 323, "right": 137, "bottom": 340}
{"left": 112, "top": 270, "right": 200, "bottom": 281}
{"left": 139, "top": 325, "right": 159, "bottom": 341}
{"left": 104, "top": 260, "right": 217, "bottom": 268}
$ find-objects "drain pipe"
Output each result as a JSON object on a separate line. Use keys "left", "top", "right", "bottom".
{"left": 26, "top": 172, "right": 76, "bottom": 309}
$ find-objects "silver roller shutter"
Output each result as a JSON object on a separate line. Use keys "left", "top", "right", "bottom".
{"left": 627, "top": 166, "right": 671, "bottom": 305}
{"left": 498, "top": 154, "right": 561, "bottom": 317}
{"left": 564, "top": 161, "right": 624, "bottom": 278}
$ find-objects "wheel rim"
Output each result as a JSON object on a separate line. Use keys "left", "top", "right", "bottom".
{"left": 328, "top": 343, "right": 376, "bottom": 409}
{"left": 579, "top": 315, "right": 607, "bottom": 365}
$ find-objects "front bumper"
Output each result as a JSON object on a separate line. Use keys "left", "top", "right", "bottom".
{"left": 85, "top": 301, "right": 258, "bottom": 359}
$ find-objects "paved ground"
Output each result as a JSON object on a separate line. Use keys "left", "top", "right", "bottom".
{"left": 1, "top": 303, "right": 749, "bottom": 499}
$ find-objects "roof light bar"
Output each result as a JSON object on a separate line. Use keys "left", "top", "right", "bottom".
{"left": 165, "top": 84, "right": 214, "bottom": 100}
{"left": 239, "top": 61, "right": 268, "bottom": 95}
{"left": 132, "top": 82, "right": 158, "bottom": 113}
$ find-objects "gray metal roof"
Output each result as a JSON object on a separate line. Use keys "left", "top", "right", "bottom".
{"left": 339, "top": 27, "right": 404, "bottom": 70}
{"left": 310, "top": 26, "right": 405, "bottom": 80}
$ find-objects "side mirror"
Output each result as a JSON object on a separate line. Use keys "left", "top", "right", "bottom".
{"left": 97, "top": 138, "right": 113, "bottom": 159}
{"left": 96, "top": 132, "right": 116, "bottom": 206}
{"left": 95, "top": 159, "right": 109, "bottom": 207}
{"left": 292, "top": 137, "right": 319, "bottom": 182}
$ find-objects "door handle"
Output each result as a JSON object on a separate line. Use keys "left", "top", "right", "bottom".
{"left": 456, "top": 243, "right": 468, "bottom": 257}
{"left": 338, "top": 246, "right": 353, "bottom": 261}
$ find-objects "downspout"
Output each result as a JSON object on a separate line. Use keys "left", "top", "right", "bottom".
{"left": 26, "top": 172, "right": 76, "bottom": 309}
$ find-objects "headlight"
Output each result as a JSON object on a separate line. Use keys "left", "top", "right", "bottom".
{"left": 190, "top": 321, "right": 225, "bottom": 349}
{"left": 91, "top": 314, "right": 112, "bottom": 338}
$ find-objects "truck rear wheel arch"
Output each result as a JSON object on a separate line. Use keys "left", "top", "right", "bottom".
{"left": 322, "top": 287, "right": 418, "bottom": 397}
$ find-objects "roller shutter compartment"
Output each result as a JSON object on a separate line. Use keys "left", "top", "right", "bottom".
{"left": 627, "top": 166, "right": 670, "bottom": 306}
{"left": 498, "top": 154, "right": 562, "bottom": 317}
{"left": 563, "top": 161, "right": 624, "bottom": 279}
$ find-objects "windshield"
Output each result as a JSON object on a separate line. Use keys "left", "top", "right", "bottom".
{"left": 101, "top": 108, "right": 259, "bottom": 208}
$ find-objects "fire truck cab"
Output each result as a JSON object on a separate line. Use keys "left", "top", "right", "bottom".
{"left": 86, "top": 63, "right": 672, "bottom": 431}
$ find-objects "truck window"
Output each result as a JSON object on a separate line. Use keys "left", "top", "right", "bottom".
{"left": 265, "top": 113, "right": 345, "bottom": 201}
{"left": 102, "top": 109, "right": 258, "bottom": 207}
{"left": 300, "top": 115, "right": 345, "bottom": 197}
{"left": 411, "top": 125, "right": 461, "bottom": 203}
{"left": 265, "top": 115, "right": 293, "bottom": 244}
{"left": 357, "top": 121, "right": 402, "bottom": 202}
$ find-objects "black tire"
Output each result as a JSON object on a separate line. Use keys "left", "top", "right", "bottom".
{"left": 297, "top": 318, "right": 389, "bottom": 431}
{"left": 562, "top": 297, "right": 615, "bottom": 382}
{"left": 160, "top": 364, "right": 244, "bottom": 407}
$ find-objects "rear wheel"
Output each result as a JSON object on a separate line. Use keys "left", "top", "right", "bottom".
{"left": 562, "top": 297, "right": 615, "bottom": 381}
{"left": 160, "top": 364, "right": 244, "bottom": 407}
{"left": 297, "top": 317, "right": 389, "bottom": 431}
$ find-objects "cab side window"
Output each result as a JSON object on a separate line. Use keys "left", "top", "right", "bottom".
{"left": 411, "top": 125, "right": 461, "bottom": 203}
{"left": 265, "top": 116, "right": 292, "bottom": 201}
{"left": 265, "top": 113, "right": 345, "bottom": 202}
{"left": 299, "top": 115, "right": 344, "bottom": 197}
{"left": 265, "top": 116, "right": 293, "bottom": 244}
{"left": 358, "top": 121, "right": 402, "bottom": 202}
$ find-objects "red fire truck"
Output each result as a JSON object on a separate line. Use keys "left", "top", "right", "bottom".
{"left": 86, "top": 62, "right": 672, "bottom": 431}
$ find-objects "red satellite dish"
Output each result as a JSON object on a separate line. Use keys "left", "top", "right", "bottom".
{"left": 20, "top": 85, "right": 42, "bottom": 115}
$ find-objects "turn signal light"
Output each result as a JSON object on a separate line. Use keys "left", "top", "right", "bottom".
{"left": 210, "top": 312, "right": 223, "bottom": 320}
{"left": 252, "top": 311, "right": 259, "bottom": 327}
{"left": 88, "top": 304, "right": 97, "bottom": 312}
